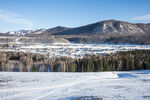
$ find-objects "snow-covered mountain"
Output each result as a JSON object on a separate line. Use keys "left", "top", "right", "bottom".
{"left": 6, "top": 30, "right": 33, "bottom": 35}
{"left": 29, "top": 27, "right": 69, "bottom": 35}
{"left": 29, "top": 28, "right": 46, "bottom": 34}
{"left": 4, "top": 20, "right": 150, "bottom": 36}
{"left": 26, "top": 20, "right": 150, "bottom": 35}
{"left": 50, "top": 20, "right": 150, "bottom": 35}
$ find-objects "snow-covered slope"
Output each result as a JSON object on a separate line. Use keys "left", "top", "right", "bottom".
{"left": 0, "top": 70, "right": 150, "bottom": 100}
{"left": 51, "top": 20, "right": 150, "bottom": 35}
{"left": 29, "top": 29, "right": 46, "bottom": 34}
{"left": 6, "top": 30, "right": 33, "bottom": 35}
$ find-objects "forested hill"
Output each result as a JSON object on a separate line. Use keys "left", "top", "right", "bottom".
{"left": 5, "top": 20, "right": 150, "bottom": 36}
{"left": 51, "top": 20, "right": 150, "bottom": 35}
{"left": 0, "top": 50, "right": 150, "bottom": 72}
{"left": 2, "top": 20, "right": 150, "bottom": 44}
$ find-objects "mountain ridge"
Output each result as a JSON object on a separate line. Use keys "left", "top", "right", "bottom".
{"left": 50, "top": 20, "right": 150, "bottom": 35}
{"left": 6, "top": 30, "right": 33, "bottom": 35}
{"left": 4, "top": 20, "right": 150, "bottom": 36}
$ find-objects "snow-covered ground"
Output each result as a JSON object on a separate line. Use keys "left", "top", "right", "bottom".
{"left": 1, "top": 43, "right": 150, "bottom": 58}
{"left": 0, "top": 70, "right": 150, "bottom": 100}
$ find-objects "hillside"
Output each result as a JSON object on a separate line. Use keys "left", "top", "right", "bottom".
{"left": 6, "top": 30, "right": 33, "bottom": 35}
{"left": 48, "top": 20, "right": 150, "bottom": 35}
{"left": 65, "top": 34, "right": 150, "bottom": 44}
{"left": 1, "top": 20, "right": 150, "bottom": 44}
{"left": 3, "top": 20, "right": 150, "bottom": 36}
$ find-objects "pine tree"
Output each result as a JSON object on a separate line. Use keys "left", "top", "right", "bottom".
{"left": 68, "top": 62, "right": 75, "bottom": 72}
{"left": 103, "top": 57, "right": 110, "bottom": 71}
{"left": 99, "top": 59, "right": 103, "bottom": 71}
{"left": 122, "top": 57, "right": 129, "bottom": 71}
{"left": 145, "top": 55, "right": 150, "bottom": 69}
{"left": 129, "top": 57, "right": 135, "bottom": 70}
{"left": 134, "top": 54, "right": 141, "bottom": 70}
{"left": 32, "top": 66, "right": 38, "bottom": 72}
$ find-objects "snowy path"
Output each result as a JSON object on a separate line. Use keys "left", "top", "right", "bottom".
{"left": 0, "top": 70, "right": 150, "bottom": 100}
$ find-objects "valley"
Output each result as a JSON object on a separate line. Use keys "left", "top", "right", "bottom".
{"left": 0, "top": 36, "right": 150, "bottom": 58}
{"left": 1, "top": 0, "right": 150, "bottom": 100}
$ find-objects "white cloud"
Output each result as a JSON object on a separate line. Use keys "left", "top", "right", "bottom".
{"left": 0, "top": 9, "right": 34, "bottom": 27}
{"left": 132, "top": 14, "right": 150, "bottom": 21}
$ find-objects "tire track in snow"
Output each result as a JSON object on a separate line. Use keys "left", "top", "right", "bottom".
{"left": 0, "top": 74, "right": 110, "bottom": 100}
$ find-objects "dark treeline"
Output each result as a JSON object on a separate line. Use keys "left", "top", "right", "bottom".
{"left": 65, "top": 34, "right": 150, "bottom": 45}
{"left": 0, "top": 50, "right": 150, "bottom": 72}
{"left": 72, "top": 50, "right": 150, "bottom": 72}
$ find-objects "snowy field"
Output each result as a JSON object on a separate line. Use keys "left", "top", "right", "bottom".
{"left": 0, "top": 70, "right": 150, "bottom": 100}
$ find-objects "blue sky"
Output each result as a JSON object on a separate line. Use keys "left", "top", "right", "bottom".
{"left": 0, "top": 0, "right": 150, "bottom": 32}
